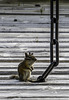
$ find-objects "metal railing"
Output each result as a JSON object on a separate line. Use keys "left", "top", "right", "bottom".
{"left": 37, "top": 0, "right": 59, "bottom": 82}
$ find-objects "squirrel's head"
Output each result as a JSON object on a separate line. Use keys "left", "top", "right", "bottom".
{"left": 25, "top": 52, "right": 37, "bottom": 62}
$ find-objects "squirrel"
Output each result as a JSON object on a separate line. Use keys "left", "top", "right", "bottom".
{"left": 10, "top": 52, "right": 37, "bottom": 82}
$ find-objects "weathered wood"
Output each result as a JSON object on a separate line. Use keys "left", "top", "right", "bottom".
{"left": 0, "top": 98, "right": 69, "bottom": 100}
{"left": 1, "top": 79, "right": 69, "bottom": 85}
{"left": 1, "top": 74, "right": 69, "bottom": 80}
{"left": 0, "top": 2, "right": 69, "bottom": 99}
{"left": 0, "top": 4, "right": 69, "bottom": 15}
{"left": 0, "top": 90, "right": 69, "bottom": 98}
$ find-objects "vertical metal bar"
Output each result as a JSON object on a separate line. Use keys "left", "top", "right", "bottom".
{"left": 55, "top": 0, "right": 59, "bottom": 65}
{"left": 50, "top": 0, "right": 54, "bottom": 63}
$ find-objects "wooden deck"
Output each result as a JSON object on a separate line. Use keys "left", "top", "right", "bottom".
{"left": 0, "top": 2, "right": 69, "bottom": 99}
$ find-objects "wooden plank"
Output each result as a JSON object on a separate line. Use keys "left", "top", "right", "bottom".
{"left": 0, "top": 33, "right": 69, "bottom": 38}
{"left": 0, "top": 4, "right": 69, "bottom": 15}
{"left": 0, "top": 67, "right": 69, "bottom": 74}
{"left": 0, "top": 37, "right": 69, "bottom": 42}
{"left": 0, "top": 28, "right": 69, "bottom": 33}
{"left": 0, "top": 9, "right": 68, "bottom": 28}
{"left": 0, "top": 85, "right": 69, "bottom": 90}
{"left": 0, "top": 62, "right": 69, "bottom": 67}
{"left": 0, "top": 15, "right": 69, "bottom": 24}
{"left": 1, "top": 74, "right": 69, "bottom": 80}
{"left": 0, "top": 47, "right": 69, "bottom": 53}
{"left": 0, "top": 42, "right": 69, "bottom": 47}
{"left": 1, "top": 79, "right": 69, "bottom": 85}
{"left": 0, "top": 57, "right": 69, "bottom": 62}
{"left": 0, "top": 67, "right": 69, "bottom": 72}
{"left": 0, "top": 98, "right": 69, "bottom": 100}
{"left": 0, "top": 68, "right": 69, "bottom": 75}
{"left": 0, "top": 90, "right": 69, "bottom": 98}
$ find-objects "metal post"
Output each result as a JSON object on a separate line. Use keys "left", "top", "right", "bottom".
{"left": 37, "top": 0, "right": 59, "bottom": 82}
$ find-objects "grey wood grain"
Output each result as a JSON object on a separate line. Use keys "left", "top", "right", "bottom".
{"left": 0, "top": 3, "right": 69, "bottom": 99}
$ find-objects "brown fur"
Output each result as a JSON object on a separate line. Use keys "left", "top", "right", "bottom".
{"left": 10, "top": 52, "right": 37, "bottom": 82}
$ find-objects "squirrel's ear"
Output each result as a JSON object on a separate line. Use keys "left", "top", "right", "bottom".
{"left": 31, "top": 53, "right": 33, "bottom": 55}
{"left": 25, "top": 53, "right": 28, "bottom": 57}
{"left": 29, "top": 52, "right": 32, "bottom": 55}
{"left": 29, "top": 52, "right": 31, "bottom": 55}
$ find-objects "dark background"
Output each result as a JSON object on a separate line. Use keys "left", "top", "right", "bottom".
{"left": 0, "top": 0, "right": 69, "bottom": 4}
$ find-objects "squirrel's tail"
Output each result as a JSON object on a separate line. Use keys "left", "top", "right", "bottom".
{"left": 9, "top": 75, "right": 19, "bottom": 80}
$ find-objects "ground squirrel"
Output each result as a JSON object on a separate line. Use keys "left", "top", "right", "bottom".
{"left": 10, "top": 52, "right": 37, "bottom": 82}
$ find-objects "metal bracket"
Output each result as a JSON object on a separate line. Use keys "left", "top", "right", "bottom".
{"left": 37, "top": 0, "right": 59, "bottom": 82}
